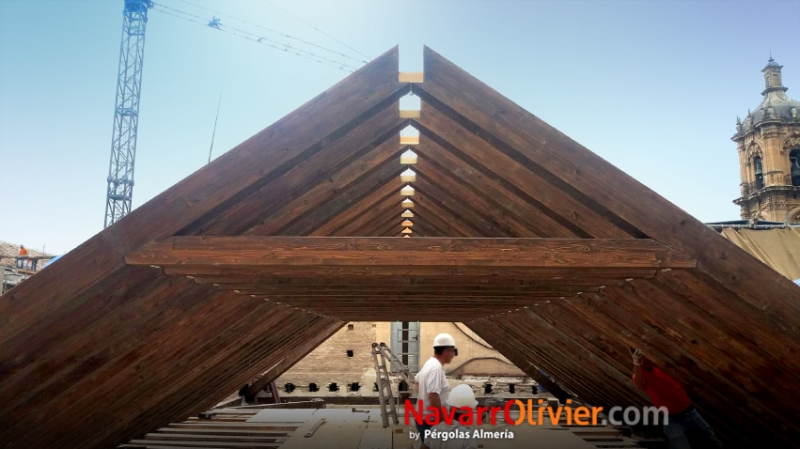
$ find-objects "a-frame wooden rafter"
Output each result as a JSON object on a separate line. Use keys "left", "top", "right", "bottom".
{"left": 2, "top": 46, "right": 800, "bottom": 449}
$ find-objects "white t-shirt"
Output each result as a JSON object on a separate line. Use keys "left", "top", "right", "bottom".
{"left": 415, "top": 357, "right": 450, "bottom": 408}
{"left": 425, "top": 423, "right": 478, "bottom": 449}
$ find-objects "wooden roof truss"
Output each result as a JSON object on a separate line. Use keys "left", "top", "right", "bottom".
{"left": 1, "top": 47, "right": 799, "bottom": 448}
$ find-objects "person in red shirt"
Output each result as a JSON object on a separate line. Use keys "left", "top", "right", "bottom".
{"left": 631, "top": 349, "right": 723, "bottom": 448}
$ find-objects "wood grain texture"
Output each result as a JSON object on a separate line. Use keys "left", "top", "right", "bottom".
{"left": 126, "top": 237, "right": 696, "bottom": 269}
{"left": 3, "top": 46, "right": 799, "bottom": 449}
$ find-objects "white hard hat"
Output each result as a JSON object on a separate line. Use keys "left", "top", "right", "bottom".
{"left": 433, "top": 333, "right": 456, "bottom": 348}
{"left": 447, "top": 384, "right": 478, "bottom": 410}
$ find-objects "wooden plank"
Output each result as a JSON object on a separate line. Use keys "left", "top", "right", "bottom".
{"left": 165, "top": 265, "right": 661, "bottom": 278}
{"left": 333, "top": 191, "right": 406, "bottom": 236}
{"left": 217, "top": 284, "right": 593, "bottom": 294}
{"left": 408, "top": 194, "right": 476, "bottom": 237}
{"left": 413, "top": 168, "right": 519, "bottom": 237}
{"left": 655, "top": 270, "right": 800, "bottom": 371}
{"left": 187, "top": 103, "right": 408, "bottom": 236}
{"left": 192, "top": 275, "right": 632, "bottom": 286}
{"left": 413, "top": 110, "right": 631, "bottom": 239}
{"left": 127, "top": 237, "right": 696, "bottom": 269}
{"left": 469, "top": 318, "right": 623, "bottom": 411}
{"left": 16, "top": 303, "right": 318, "bottom": 448}
{"left": 478, "top": 314, "right": 638, "bottom": 409}
{"left": 399, "top": 72, "right": 424, "bottom": 83}
{"left": 561, "top": 292, "right": 783, "bottom": 448}
{"left": 308, "top": 179, "right": 403, "bottom": 237}
{"left": 462, "top": 322, "right": 573, "bottom": 403}
{"left": 27, "top": 301, "right": 328, "bottom": 444}
{"left": 274, "top": 158, "right": 405, "bottom": 236}
{"left": 245, "top": 137, "right": 406, "bottom": 237}
{"left": 81, "top": 315, "right": 340, "bottom": 449}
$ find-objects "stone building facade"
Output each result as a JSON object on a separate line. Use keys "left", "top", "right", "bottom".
{"left": 733, "top": 58, "right": 800, "bottom": 222}
{"left": 275, "top": 321, "right": 527, "bottom": 399}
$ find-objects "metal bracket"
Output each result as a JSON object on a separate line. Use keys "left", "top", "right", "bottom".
{"left": 304, "top": 418, "right": 326, "bottom": 437}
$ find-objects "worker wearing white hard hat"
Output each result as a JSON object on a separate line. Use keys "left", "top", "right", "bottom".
{"left": 413, "top": 333, "right": 458, "bottom": 449}
{"left": 426, "top": 384, "right": 479, "bottom": 449}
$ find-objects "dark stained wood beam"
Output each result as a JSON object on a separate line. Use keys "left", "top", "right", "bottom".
{"left": 247, "top": 297, "right": 567, "bottom": 306}
{"left": 215, "top": 284, "right": 593, "bottom": 294}
{"left": 163, "top": 265, "right": 662, "bottom": 278}
{"left": 413, "top": 146, "right": 548, "bottom": 237}
{"left": 192, "top": 276, "right": 632, "bottom": 286}
{"left": 187, "top": 104, "right": 408, "bottom": 236}
{"left": 411, "top": 117, "right": 628, "bottom": 239}
{"left": 334, "top": 190, "right": 404, "bottom": 236}
{"left": 127, "top": 237, "right": 696, "bottom": 269}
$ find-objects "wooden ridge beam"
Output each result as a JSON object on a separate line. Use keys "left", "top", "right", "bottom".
{"left": 127, "top": 237, "right": 696, "bottom": 269}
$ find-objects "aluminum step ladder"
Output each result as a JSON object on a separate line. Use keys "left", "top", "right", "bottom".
{"left": 371, "top": 342, "right": 414, "bottom": 427}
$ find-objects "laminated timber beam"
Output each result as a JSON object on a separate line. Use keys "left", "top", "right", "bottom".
{"left": 191, "top": 276, "right": 634, "bottom": 286}
{"left": 162, "top": 265, "right": 662, "bottom": 278}
{"left": 127, "top": 236, "right": 696, "bottom": 270}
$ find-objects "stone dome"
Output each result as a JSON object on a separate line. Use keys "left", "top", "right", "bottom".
{"left": 737, "top": 58, "right": 800, "bottom": 134}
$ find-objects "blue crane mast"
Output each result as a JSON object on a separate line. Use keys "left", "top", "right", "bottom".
{"left": 104, "top": 0, "right": 152, "bottom": 228}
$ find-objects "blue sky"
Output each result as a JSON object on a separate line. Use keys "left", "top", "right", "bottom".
{"left": 1, "top": 0, "right": 798, "bottom": 254}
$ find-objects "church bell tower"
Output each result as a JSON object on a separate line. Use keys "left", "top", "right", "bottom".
{"left": 733, "top": 57, "right": 800, "bottom": 222}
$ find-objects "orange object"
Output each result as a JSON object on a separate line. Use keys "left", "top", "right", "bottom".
{"left": 19, "top": 246, "right": 28, "bottom": 256}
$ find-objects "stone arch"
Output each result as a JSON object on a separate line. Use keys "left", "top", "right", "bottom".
{"left": 787, "top": 206, "right": 800, "bottom": 224}
{"left": 783, "top": 135, "right": 800, "bottom": 153}
{"left": 746, "top": 143, "right": 763, "bottom": 164}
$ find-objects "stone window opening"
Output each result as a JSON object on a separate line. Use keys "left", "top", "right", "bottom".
{"left": 790, "top": 150, "right": 800, "bottom": 186}
{"left": 754, "top": 156, "right": 764, "bottom": 190}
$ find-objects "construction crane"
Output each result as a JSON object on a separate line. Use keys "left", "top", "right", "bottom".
{"left": 101, "top": 0, "right": 367, "bottom": 228}
{"left": 104, "top": 0, "right": 153, "bottom": 228}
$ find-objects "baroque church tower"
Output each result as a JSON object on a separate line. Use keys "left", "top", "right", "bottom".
{"left": 733, "top": 57, "right": 800, "bottom": 222}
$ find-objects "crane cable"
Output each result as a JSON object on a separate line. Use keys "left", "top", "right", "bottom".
{"left": 150, "top": 4, "right": 357, "bottom": 72}
{"left": 153, "top": 3, "right": 360, "bottom": 70}
{"left": 261, "top": 0, "right": 371, "bottom": 60}
{"left": 174, "top": 0, "right": 369, "bottom": 63}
